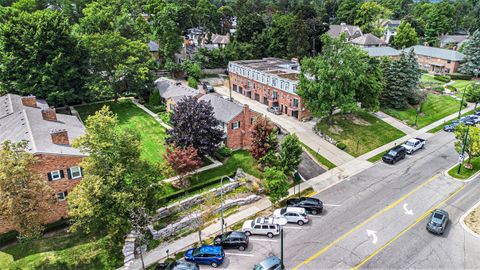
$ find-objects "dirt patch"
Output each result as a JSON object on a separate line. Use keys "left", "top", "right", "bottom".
{"left": 465, "top": 205, "right": 480, "bottom": 235}
{"left": 344, "top": 114, "right": 371, "bottom": 126}
{"left": 328, "top": 125, "right": 343, "bottom": 134}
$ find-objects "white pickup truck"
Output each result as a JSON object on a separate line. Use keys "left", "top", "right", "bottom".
{"left": 401, "top": 138, "right": 426, "bottom": 154}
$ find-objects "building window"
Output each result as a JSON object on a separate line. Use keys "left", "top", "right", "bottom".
{"left": 57, "top": 191, "right": 68, "bottom": 201}
{"left": 447, "top": 60, "right": 451, "bottom": 64}
{"left": 251, "top": 118, "right": 254, "bottom": 124}
{"left": 69, "top": 166, "right": 82, "bottom": 180}
{"left": 48, "top": 170, "right": 63, "bottom": 181}
{"left": 231, "top": 121, "right": 241, "bottom": 129}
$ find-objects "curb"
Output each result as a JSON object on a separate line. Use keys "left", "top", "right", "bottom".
{"left": 460, "top": 200, "right": 480, "bottom": 239}
{"left": 443, "top": 162, "right": 480, "bottom": 182}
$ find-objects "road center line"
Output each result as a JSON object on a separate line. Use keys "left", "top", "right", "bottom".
{"left": 292, "top": 174, "right": 439, "bottom": 270}
{"left": 351, "top": 185, "right": 466, "bottom": 270}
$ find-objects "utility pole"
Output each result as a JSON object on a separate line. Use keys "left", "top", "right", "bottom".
{"left": 458, "top": 86, "right": 466, "bottom": 119}
{"left": 457, "top": 125, "right": 470, "bottom": 174}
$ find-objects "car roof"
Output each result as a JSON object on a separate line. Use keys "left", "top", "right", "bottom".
{"left": 285, "top": 207, "right": 306, "bottom": 213}
{"left": 391, "top": 145, "right": 405, "bottom": 151}
{"left": 229, "top": 231, "right": 246, "bottom": 238}
{"left": 172, "top": 261, "right": 198, "bottom": 270}
{"left": 259, "top": 256, "right": 281, "bottom": 267}
{"left": 198, "top": 245, "right": 222, "bottom": 254}
{"left": 433, "top": 209, "right": 448, "bottom": 216}
{"left": 255, "top": 217, "right": 277, "bottom": 224}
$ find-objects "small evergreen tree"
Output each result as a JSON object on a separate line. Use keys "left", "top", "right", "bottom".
{"left": 459, "top": 30, "right": 480, "bottom": 77}
{"left": 149, "top": 90, "right": 161, "bottom": 107}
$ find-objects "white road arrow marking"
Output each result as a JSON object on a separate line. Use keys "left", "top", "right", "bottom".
{"left": 366, "top": 229, "right": 378, "bottom": 244}
{"left": 403, "top": 203, "right": 414, "bottom": 215}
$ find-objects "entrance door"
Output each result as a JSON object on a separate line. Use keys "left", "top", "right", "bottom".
{"left": 284, "top": 106, "right": 288, "bottom": 114}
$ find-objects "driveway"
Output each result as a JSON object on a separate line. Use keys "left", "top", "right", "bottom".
{"left": 214, "top": 86, "right": 354, "bottom": 166}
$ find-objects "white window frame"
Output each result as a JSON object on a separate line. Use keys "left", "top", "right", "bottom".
{"left": 232, "top": 121, "right": 240, "bottom": 130}
{"left": 70, "top": 166, "right": 82, "bottom": 180}
{"left": 51, "top": 170, "right": 61, "bottom": 181}
{"left": 57, "top": 191, "right": 67, "bottom": 201}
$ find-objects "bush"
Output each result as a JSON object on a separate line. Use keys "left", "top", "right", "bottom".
{"left": 187, "top": 77, "right": 198, "bottom": 89}
{"left": 432, "top": 86, "right": 444, "bottom": 93}
{"left": 149, "top": 90, "right": 161, "bottom": 107}
{"left": 213, "top": 147, "right": 233, "bottom": 161}
{"left": 420, "top": 69, "right": 429, "bottom": 74}
{"left": 450, "top": 73, "right": 473, "bottom": 80}
{"left": 445, "top": 85, "right": 457, "bottom": 92}
{"left": 0, "top": 230, "right": 19, "bottom": 246}
{"left": 434, "top": 74, "right": 451, "bottom": 83}
{"left": 336, "top": 142, "right": 347, "bottom": 150}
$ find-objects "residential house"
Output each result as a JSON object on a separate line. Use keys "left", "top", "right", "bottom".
{"left": 198, "top": 94, "right": 258, "bottom": 150}
{"left": 351, "top": 33, "right": 387, "bottom": 47}
{"left": 381, "top": 19, "right": 401, "bottom": 43}
{"left": 405, "top": 45, "right": 465, "bottom": 74}
{"left": 204, "top": 33, "right": 230, "bottom": 49}
{"left": 439, "top": 34, "right": 469, "bottom": 50}
{"left": 0, "top": 94, "right": 86, "bottom": 234}
{"left": 228, "top": 58, "right": 310, "bottom": 121}
{"left": 361, "top": 46, "right": 401, "bottom": 58}
{"left": 327, "top": 23, "right": 363, "bottom": 40}
{"left": 155, "top": 78, "right": 201, "bottom": 112}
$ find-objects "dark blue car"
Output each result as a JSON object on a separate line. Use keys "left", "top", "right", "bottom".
{"left": 184, "top": 245, "right": 225, "bottom": 268}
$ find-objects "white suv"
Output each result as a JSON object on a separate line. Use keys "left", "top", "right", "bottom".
{"left": 273, "top": 207, "right": 310, "bottom": 225}
{"left": 242, "top": 217, "right": 280, "bottom": 238}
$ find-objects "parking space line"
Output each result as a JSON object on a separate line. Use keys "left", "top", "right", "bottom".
{"left": 324, "top": 203, "right": 341, "bottom": 207}
{"left": 249, "top": 238, "right": 278, "bottom": 242}
{"left": 225, "top": 252, "right": 254, "bottom": 257}
{"left": 284, "top": 226, "right": 303, "bottom": 229}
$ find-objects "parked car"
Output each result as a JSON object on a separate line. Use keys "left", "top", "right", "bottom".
{"left": 267, "top": 106, "right": 282, "bottom": 115}
{"left": 184, "top": 245, "right": 225, "bottom": 268}
{"left": 426, "top": 209, "right": 449, "bottom": 235}
{"left": 202, "top": 81, "right": 214, "bottom": 93}
{"left": 460, "top": 116, "right": 475, "bottom": 126}
{"left": 253, "top": 255, "right": 282, "bottom": 270}
{"left": 401, "top": 138, "right": 426, "bottom": 154}
{"left": 382, "top": 145, "right": 407, "bottom": 164}
{"left": 155, "top": 260, "right": 199, "bottom": 270}
{"left": 443, "top": 120, "right": 461, "bottom": 132}
{"left": 286, "top": 197, "right": 323, "bottom": 215}
{"left": 273, "top": 207, "right": 309, "bottom": 225}
{"left": 213, "top": 231, "right": 249, "bottom": 251}
{"left": 242, "top": 217, "right": 280, "bottom": 238}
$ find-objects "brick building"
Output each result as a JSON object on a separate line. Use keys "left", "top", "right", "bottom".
{"left": 404, "top": 45, "right": 465, "bottom": 74}
{"left": 228, "top": 58, "right": 310, "bottom": 121}
{"left": 0, "top": 94, "right": 86, "bottom": 233}
{"left": 198, "top": 94, "right": 258, "bottom": 150}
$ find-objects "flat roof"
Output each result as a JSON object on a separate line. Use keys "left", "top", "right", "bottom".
{"left": 230, "top": 58, "right": 300, "bottom": 80}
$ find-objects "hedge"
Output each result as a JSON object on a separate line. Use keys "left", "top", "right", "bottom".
{"left": 336, "top": 142, "right": 347, "bottom": 150}
{"left": 0, "top": 231, "right": 19, "bottom": 246}
{"left": 434, "top": 74, "right": 451, "bottom": 82}
{"left": 0, "top": 219, "right": 71, "bottom": 247}
{"left": 450, "top": 73, "right": 473, "bottom": 80}
{"left": 445, "top": 85, "right": 457, "bottom": 92}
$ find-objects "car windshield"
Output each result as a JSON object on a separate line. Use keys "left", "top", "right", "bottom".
{"left": 253, "top": 264, "right": 264, "bottom": 270}
{"left": 192, "top": 248, "right": 201, "bottom": 256}
{"left": 406, "top": 141, "right": 415, "bottom": 146}
{"left": 387, "top": 150, "right": 397, "bottom": 156}
{"left": 280, "top": 208, "right": 286, "bottom": 215}
{"left": 431, "top": 213, "right": 444, "bottom": 225}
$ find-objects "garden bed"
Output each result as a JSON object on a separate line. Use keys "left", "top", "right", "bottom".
{"left": 465, "top": 205, "right": 480, "bottom": 235}
{"left": 447, "top": 157, "right": 480, "bottom": 180}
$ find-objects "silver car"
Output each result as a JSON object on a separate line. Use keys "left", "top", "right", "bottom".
{"left": 273, "top": 207, "right": 309, "bottom": 225}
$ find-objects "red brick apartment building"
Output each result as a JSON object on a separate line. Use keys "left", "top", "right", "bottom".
{"left": 228, "top": 58, "right": 310, "bottom": 121}
{"left": 0, "top": 94, "right": 86, "bottom": 233}
{"left": 405, "top": 45, "right": 465, "bottom": 74}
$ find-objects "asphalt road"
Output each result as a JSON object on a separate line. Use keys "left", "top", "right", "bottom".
{"left": 201, "top": 131, "right": 480, "bottom": 270}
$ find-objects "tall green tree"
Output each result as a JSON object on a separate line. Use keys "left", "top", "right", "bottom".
{"left": 263, "top": 167, "right": 289, "bottom": 204}
{"left": 149, "top": 1, "right": 184, "bottom": 61}
{"left": 335, "top": 0, "right": 359, "bottom": 25}
{"left": 278, "top": 134, "right": 303, "bottom": 175}
{"left": 392, "top": 21, "right": 418, "bottom": 49}
{"left": 0, "top": 141, "right": 53, "bottom": 239}
{"left": 465, "top": 83, "right": 480, "bottom": 109}
{"left": 69, "top": 106, "right": 161, "bottom": 251}
{"left": 454, "top": 125, "right": 480, "bottom": 165}
{"left": 0, "top": 9, "right": 88, "bottom": 106}
{"left": 81, "top": 32, "right": 153, "bottom": 101}
{"left": 460, "top": 30, "right": 480, "bottom": 77}
{"left": 236, "top": 13, "right": 266, "bottom": 43}
{"left": 381, "top": 49, "right": 420, "bottom": 109}
{"left": 354, "top": 1, "right": 391, "bottom": 37}
{"left": 195, "top": 0, "right": 220, "bottom": 34}
{"left": 297, "top": 34, "right": 383, "bottom": 125}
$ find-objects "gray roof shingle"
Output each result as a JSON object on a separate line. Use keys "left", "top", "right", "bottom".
{"left": 327, "top": 24, "right": 362, "bottom": 38}
{"left": 155, "top": 78, "right": 200, "bottom": 100}
{"left": 361, "top": 46, "right": 400, "bottom": 57}
{"left": 197, "top": 94, "right": 243, "bottom": 123}
{"left": 351, "top": 34, "right": 387, "bottom": 47}
{"left": 0, "top": 94, "right": 86, "bottom": 156}
{"left": 404, "top": 45, "right": 465, "bottom": 61}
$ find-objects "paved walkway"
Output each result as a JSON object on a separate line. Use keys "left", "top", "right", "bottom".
{"left": 373, "top": 111, "right": 416, "bottom": 134}
{"left": 215, "top": 86, "right": 355, "bottom": 166}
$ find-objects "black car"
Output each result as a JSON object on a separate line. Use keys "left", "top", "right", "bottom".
{"left": 155, "top": 260, "right": 199, "bottom": 270}
{"left": 426, "top": 209, "right": 449, "bottom": 235}
{"left": 382, "top": 146, "right": 406, "bottom": 164}
{"left": 213, "top": 231, "right": 249, "bottom": 251}
{"left": 286, "top": 197, "right": 323, "bottom": 215}
{"left": 202, "top": 81, "right": 214, "bottom": 93}
{"left": 443, "top": 120, "right": 461, "bottom": 132}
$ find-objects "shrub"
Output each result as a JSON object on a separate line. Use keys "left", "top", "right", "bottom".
{"left": 433, "top": 74, "right": 451, "bottom": 82}
{"left": 336, "top": 142, "right": 347, "bottom": 150}
{"left": 445, "top": 85, "right": 457, "bottom": 92}
{"left": 0, "top": 230, "right": 19, "bottom": 246}
{"left": 214, "top": 147, "right": 232, "bottom": 161}
{"left": 450, "top": 73, "right": 472, "bottom": 80}
{"left": 187, "top": 77, "right": 198, "bottom": 89}
{"left": 432, "top": 86, "right": 444, "bottom": 93}
{"left": 420, "top": 69, "right": 428, "bottom": 74}
{"left": 149, "top": 90, "right": 161, "bottom": 107}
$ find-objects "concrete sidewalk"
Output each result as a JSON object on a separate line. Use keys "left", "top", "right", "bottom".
{"left": 373, "top": 111, "right": 416, "bottom": 134}
{"left": 214, "top": 86, "right": 355, "bottom": 166}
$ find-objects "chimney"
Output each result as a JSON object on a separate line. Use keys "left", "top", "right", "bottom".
{"left": 41, "top": 108, "right": 57, "bottom": 121}
{"left": 50, "top": 129, "right": 69, "bottom": 145}
{"left": 21, "top": 96, "right": 37, "bottom": 107}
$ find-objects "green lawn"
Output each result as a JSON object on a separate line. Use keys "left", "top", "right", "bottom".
{"left": 0, "top": 232, "right": 116, "bottom": 269}
{"left": 300, "top": 142, "right": 336, "bottom": 169}
{"left": 421, "top": 74, "right": 443, "bottom": 83}
{"left": 427, "top": 109, "right": 474, "bottom": 133}
{"left": 451, "top": 80, "right": 477, "bottom": 90}
{"left": 383, "top": 94, "right": 461, "bottom": 129}
{"left": 316, "top": 111, "right": 405, "bottom": 157}
{"left": 448, "top": 157, "right": 480, "bottom": 180}
{"left": 367, "top": 151, "right": 386, "bottom": 163}
{"left": 75, "top": 99, "right": 168, "bottom": 164}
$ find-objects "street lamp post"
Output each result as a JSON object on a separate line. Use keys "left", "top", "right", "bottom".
{"left": 458, "top": 87, "right": 467, "bottom": 119}
{"left": 457, "top": 125, "right": 470, "bottom": 174}
{"left": 220, "top": 176, "right": 234, "bottom": 235}
{"left": 275, "top": 217, "right": 288, "bottom": 270}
